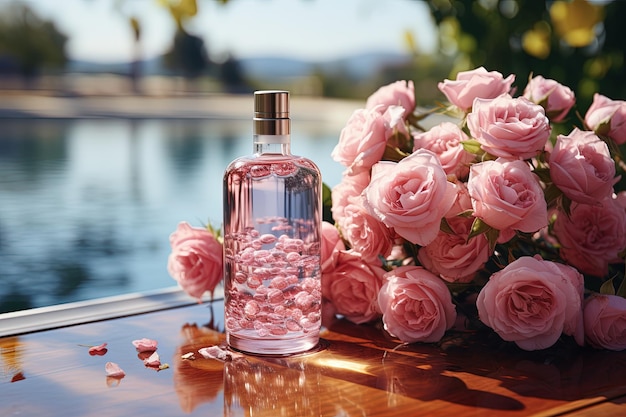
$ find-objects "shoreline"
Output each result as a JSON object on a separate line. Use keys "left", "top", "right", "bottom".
{"left": 0, "top": 93, "right": 360, "bottom": 130}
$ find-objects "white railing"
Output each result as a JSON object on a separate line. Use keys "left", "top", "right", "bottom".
{"left": 0, "top": 286, "right": 224, "bottom": 337}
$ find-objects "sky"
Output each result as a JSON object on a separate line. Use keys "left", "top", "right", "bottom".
{"left": 13, "top": 0, "right": 437, "bottom": 63}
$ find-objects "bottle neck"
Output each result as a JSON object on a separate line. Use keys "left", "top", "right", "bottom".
{"left": 254, "top": 134, "right": 291, "bottom": 155}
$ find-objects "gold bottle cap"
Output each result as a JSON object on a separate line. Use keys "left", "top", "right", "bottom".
{"left": 254, "top": 90, "right": 290, "bottom": 135}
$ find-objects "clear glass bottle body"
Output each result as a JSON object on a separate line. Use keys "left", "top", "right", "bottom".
{"left": 223, "top": 136, "right": 322, "bottom": 355}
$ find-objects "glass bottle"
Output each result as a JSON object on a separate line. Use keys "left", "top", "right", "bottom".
{"left": 223, "top": 90, "right": 322, "bottom": 355}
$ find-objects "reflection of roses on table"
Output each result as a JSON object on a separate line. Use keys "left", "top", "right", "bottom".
{"left": 173, "top": 324, "right": 225, "bottom": 413}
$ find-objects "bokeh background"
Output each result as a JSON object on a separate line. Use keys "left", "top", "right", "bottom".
{"left": 1, "top": 0, "right": 625, "bottom": 313}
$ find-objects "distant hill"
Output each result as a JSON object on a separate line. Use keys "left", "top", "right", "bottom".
{"left": 67, "top": 51, "right": 412, "bottom": 81}
{"left": 239, "top": 51, "right": 412, "bottom": 80}
{"left": 67, "top": 57, "right": 164, "bottom": 76}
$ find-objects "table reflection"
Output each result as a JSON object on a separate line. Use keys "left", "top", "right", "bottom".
{"left": 224, "top": 356, "right": 324, "bottom": 417}
{"left": 0, "top": 336, "right": 25, "bottom": 383}
{"left": 173, "top": 322, "right": 226, "bottom": 413}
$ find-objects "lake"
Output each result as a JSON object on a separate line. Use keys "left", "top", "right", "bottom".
{"left": 0, "top": 117, "right": 346, "bottom": 313}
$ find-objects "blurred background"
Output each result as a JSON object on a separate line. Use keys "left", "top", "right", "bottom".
{"left": 1, "top": 0, "right": 625, "bottom": 313}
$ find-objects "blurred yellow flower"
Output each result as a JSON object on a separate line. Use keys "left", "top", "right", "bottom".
{"left": 523, "top": 21, "right": 552, "bottom": 59}
{"left": 549, "top": 0, "right": 604, "bottom": 48}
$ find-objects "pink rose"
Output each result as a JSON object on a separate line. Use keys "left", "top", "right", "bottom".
{"left": 549, "top": 128, "right": 617, "bottom": 204}
{"left": 378, "top": 266, "right": 456, "bottom": 343}
{"left": 445, "top": 181, "right": 472, "bottom": 218}
{"left": 523, "top": 75, "right": 575, "bottom": 122}
{"left": 418, "top": 216, "right": 491, "bottom": 283}
{"left": 167, "top": 221, "right": 223, "bottom": 301}
{"left": 468, "top": 159, "right": 548, "bottom": 237}
{"left": 467, "top": 94, "right": 551, "bottom": 159}
{"left": 412, "top": 121, "right": 475, "bottom": 179}
{"left": 364, "top": 149, "right": 457, "bottom": 246}
{"left": 331, "top": 104, "right": 405, "bottom": 174}
{"left": 322, "top": 250, "right": 386, "bottom": 324}
{"left": 584, "top": 93, "right": 626, "bottom": 145}
{"left": 553, "top": 197, "right": 626, "bottom": 277}
{"left": 584, "top": 294, "right": 626, "bottom": 351}
{"left": 339, "top": 195, "right": 394, "bottom": 261}
{"left": 476, "top": 256, "right": 584, "bottom": 351}
{"left": 366, "top": 80, "right": 415, "bottom": 118}
{"left": 331, "top": 171, "right": 370, "bottom": 226}
{"left": 321, "top": 221, "right": 345, "bottom": 274}
{"left": 438, "top": 66, "right": 515, "bottom": 112}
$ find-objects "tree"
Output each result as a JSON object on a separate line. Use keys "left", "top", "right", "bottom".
{"left": 0, "top": 2, "right": 67, "bottom": 77}
{"left": 426, "top": 0, "right": 626, "bottom": 109}
{"left": 159, "top": 0, "right": 210, "bottom": 77}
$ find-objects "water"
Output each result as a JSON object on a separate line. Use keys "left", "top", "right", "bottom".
{"left": 223, "top": 154, "right": 322, "bottom": 354}
{"left": 0, "top": 118, "right": 344, "bottom": 313}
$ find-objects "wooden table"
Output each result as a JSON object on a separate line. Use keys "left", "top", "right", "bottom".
{"left": 1, "top": 291, "right": 626, "bottom": 417}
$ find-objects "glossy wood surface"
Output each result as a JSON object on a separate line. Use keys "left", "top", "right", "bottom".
{"left": 2, "top": 299, "right": 626, "bottom": 417}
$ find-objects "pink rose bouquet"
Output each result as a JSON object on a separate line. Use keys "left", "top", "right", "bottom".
{"left": 322, "top": 67, "right": 626, "bottom": 351}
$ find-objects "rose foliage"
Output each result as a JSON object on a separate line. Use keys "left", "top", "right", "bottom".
{"left": 167, "top": 67, "right": 626, "bottom": 352}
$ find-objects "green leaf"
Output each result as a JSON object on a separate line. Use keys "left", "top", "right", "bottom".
{"left": 206, "top": 222, "right": 222, "bottom": 239}
{"left": 485, "top": 226, "right": 500, "bottom": 253}
{"left": 533, "top": 167, "right": 552, "bottom": 184}
{"left": 322, "top": 182, "right": 334, "bottom": 224}
{"left": 467, "top": 217, "right": 499, "bottom": 252}
{"left": 456, "top": 209, "right": 475, "bottom": 218}
{"left": 600, "top": 278, "right": 616, "bottom": 295}
{"left": 617, "top": 276, "right": 626, "bottom": 298}
{"left": 561, "top": 194, "right": 573, "bottom": 217}
{"left": 543, "top": 184, "right": 563, "bottom": 206}
{"left": 461, "top": 139, "right": 482, "bottom": 155}
{"left": 440, "top": 217, "right": 455, "bottom": 234}
{"left": 382, "top": 144, "right": 410, "bottom": 162}
{"left": 468, "top": 217, "right": 490, "bottom": 240}
{"left": 322, "top": 182, "right": 332, "bottom": 206}
{"left": 595, "top": 119, "right": 611, "bottom": 137}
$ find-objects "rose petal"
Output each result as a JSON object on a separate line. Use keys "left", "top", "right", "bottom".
{"left": 105, "top": 362, "right": 125, "bottom": 378}
{"left": 143, "top": 351, "right": 161, "bottom": 367}
{"left": 132, "top": 338, "right": 158, "bottom": 352}
{"left": 88, "top": 342, "right": 108, "bottom": 356}
{"left": 198, "top": 345, "right": 243, "bottom": 362}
